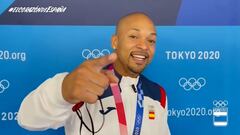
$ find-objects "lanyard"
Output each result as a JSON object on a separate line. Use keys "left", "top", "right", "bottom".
{"left": 109, "top": 71, "right": 144, "bottom": 135}
{"left": 110, "top": 83, "right": 128, "bottom": 135}
{"left": 132, "top": 82, "right": 144, "bottom": 135}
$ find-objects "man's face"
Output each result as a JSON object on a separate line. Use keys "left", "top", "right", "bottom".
{"left": 112, "top": 15, "right": 156, "bottom": 76}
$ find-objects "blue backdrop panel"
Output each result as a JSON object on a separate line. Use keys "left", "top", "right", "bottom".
{"left": 177, "top": 0, "right": 240, "bottom": 25}
{"left": 0, "top": 26, "right": 239, "bottom": 135}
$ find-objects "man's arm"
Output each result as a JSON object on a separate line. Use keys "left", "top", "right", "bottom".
{"left": 17, "top": 73, "right": 72, "bottom": 130}
{"left": 17, "top": 53, "right": 118, "bottom": 131}
{"left": 159, "top": 86, "right": 171, "bottom": 135}
{"left": 162, "top": 97, "right": 171, "bottom": 135}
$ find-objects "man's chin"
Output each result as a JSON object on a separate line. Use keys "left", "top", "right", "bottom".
{"left": 128, "top": 65, "right": 145, "bottom": 75}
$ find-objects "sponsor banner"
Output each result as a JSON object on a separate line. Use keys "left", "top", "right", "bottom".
{"left": 0, "top": 0, "right": 181, "bottom": 25}
{"left": 1, "top": 0, "right": 239, "bottom": 25}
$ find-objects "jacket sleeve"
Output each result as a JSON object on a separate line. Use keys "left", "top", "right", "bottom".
{"left": 162, "top": 97, "right": 171, "bottom": 135}
{"left": 17, "top": 73, "right": 73, "bottom": 131}
{"left": 159, "top": 86, "right": 171, "bottom": 135}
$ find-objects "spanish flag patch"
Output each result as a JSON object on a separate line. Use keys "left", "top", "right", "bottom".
{"left": 148, "top": 105, "right": 155, "bottom": 120}
{"left": 149, "top": 111, "right": 155, "bottom": 120}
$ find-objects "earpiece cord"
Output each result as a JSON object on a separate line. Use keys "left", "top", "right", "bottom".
{"left": 85, "top": 103, "right": 95, "bottom": 135}
{"left": 76, "top": 97, "right": 106, "bottom": 135}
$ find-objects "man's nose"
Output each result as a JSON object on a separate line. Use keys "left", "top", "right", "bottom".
{"left": 137, "top": 39, "right": 149, "bottom": 50}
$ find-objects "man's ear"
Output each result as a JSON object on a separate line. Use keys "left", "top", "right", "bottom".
{"left": 111, "top": 35, "right": 118, "bottom": 50}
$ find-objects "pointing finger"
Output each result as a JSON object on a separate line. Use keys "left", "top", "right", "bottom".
{"left": 91, "top": 53, "right": 117, "bottom": 71}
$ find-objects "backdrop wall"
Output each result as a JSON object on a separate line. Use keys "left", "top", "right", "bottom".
{"left": 0, "top": 0, "right": 239, "bottom": 135}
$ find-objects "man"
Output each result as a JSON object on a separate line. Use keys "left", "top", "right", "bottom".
{"left": 18, "top": 12, "right": 171, "bottom": 135}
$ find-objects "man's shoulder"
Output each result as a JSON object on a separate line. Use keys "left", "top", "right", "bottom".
{"left": 140, "top": 74, "right": 163, "bottom": 90}
{"left": 140, "top": 74, "right": 167, "bottom": 108}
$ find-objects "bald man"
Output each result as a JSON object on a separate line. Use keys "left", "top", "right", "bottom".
{"left": 18, "top": 13, "right": 171, "bottom": 135}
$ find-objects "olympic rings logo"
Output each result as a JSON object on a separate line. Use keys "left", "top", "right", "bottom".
{"left": 82, "top": 49, "right": 110, "bottom": 60}
{"left": 179, "top": 77, "right": 206, "bottom": 91}
{"left": 213, "top": 100, "right": 228, "bottom": 108}
{"left": 0, "top": 79, "right": 10, "bottom": 93}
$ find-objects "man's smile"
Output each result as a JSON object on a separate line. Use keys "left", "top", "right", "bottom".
{"left": 130, "top": 51, "right": 149, "bottom": 65}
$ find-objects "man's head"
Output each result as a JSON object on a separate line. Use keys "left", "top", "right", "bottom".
{"left": 112, "top": 12, "right": 157, "bottom": 77}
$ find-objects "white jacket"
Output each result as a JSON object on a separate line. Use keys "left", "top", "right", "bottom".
{"left": 18, "top": 73, "right": 170, "bottom": 135}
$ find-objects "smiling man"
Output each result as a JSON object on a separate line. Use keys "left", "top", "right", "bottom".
{"left": 113, "top": 13, "right": 156, "bottom": 78}
{"left": 17, "top": 12, "right": 171, "bottom": 135}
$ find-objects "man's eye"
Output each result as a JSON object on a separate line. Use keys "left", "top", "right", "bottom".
{"left": 129, "top": 35, "right": 137, "bottom": 39}
{"left": 148, "top": 40, "right": 156, "bottom": 44}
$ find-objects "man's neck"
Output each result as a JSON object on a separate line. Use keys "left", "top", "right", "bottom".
{"left": 113, "top": 62, "right": 139, "bottom": 78}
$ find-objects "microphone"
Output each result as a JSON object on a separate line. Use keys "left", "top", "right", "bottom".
{"left": 131, "top": 84, "right": 137, "bottom": 93}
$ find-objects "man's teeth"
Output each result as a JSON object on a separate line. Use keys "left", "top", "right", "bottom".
{"left": 132, "top": 55, "right": 146, "bottom": 59}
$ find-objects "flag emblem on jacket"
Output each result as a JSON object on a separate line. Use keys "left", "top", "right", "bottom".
{"left": 148, "top": 105, "right": 155, "bottom": 120}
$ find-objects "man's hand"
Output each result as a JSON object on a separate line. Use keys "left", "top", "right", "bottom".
{"left": 62, "top": 53, "right": 118, "bottom": 104}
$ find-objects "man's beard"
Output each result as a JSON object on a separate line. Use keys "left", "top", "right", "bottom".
{"left": 127, "top": 64, "right": 146, "bottom": 75}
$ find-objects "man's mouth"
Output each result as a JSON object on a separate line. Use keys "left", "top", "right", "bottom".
{"left": 132, "top": 54, "right": 147, "bottom": 60}
{"left": 130, "top": 52, "right": 149, "bottom": 64}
